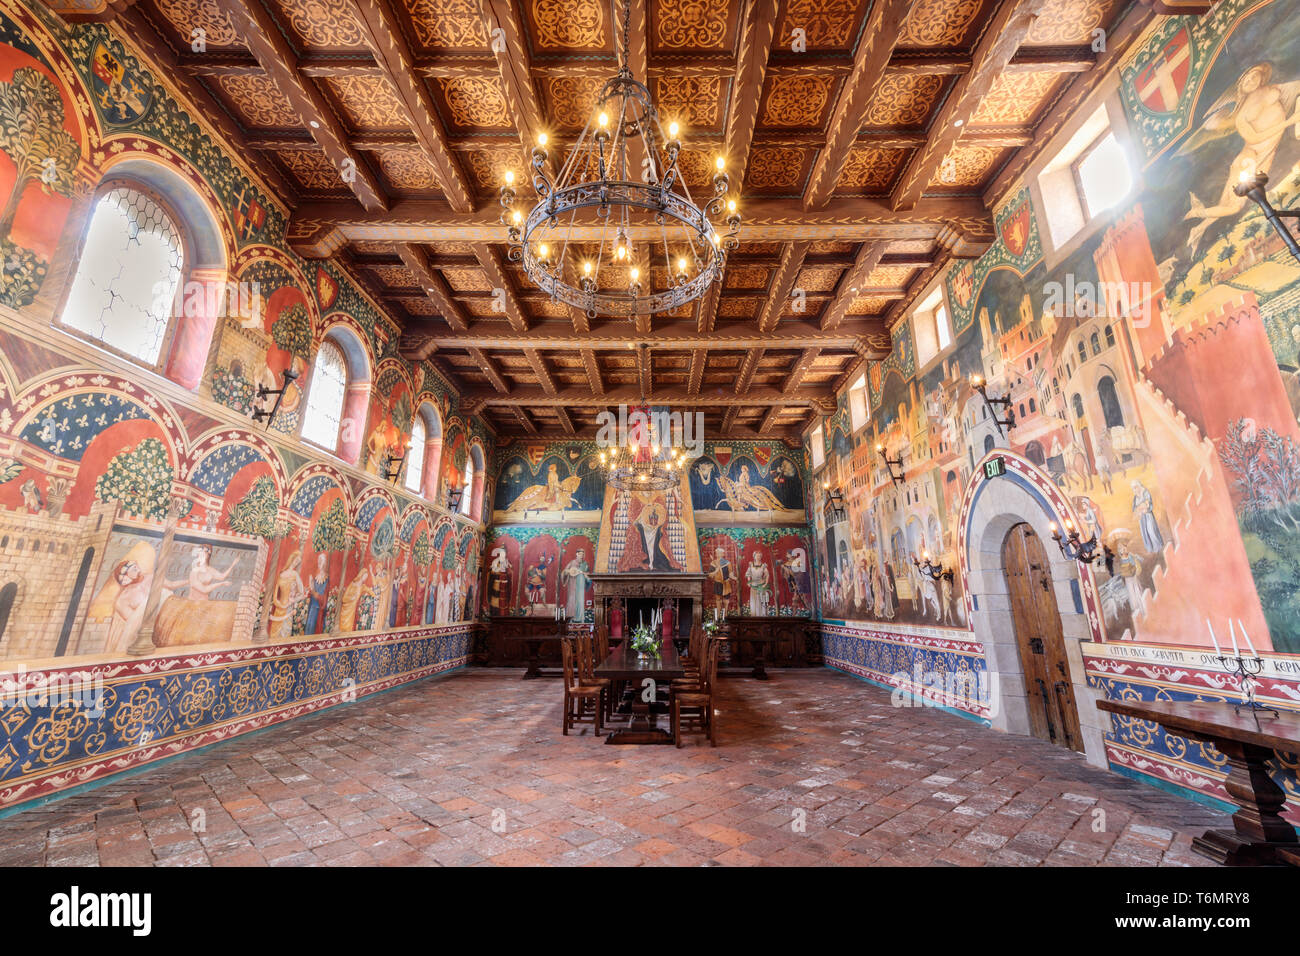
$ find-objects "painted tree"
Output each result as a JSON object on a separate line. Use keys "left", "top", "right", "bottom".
{"left": 0, "top": 67, "right": 79, "bottom": 238}
{"left": 412, "top": 529, "right": 433, "bottom": 568}
{"left": 94, "top": 437, "right": 175, "bottom": 520}
{"left": 311, "top": 497, "right": 348, "bottom": 553}
{"left": 271, "top": 302, "right": 312, "bottom": 360}
{"left": 227, "top": 475, "right": 281, "bottom": 538}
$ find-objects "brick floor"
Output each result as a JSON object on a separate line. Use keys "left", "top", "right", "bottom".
{"left": 0, "top": 668, "right": 1229, "bottom": 866}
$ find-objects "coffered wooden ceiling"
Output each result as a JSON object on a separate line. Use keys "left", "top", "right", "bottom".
{"left": 99, "top": 0, "right": 1163, "bottom": 441}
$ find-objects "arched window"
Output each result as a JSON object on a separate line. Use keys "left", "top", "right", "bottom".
{"left": 1090, "top": 332, "right": 1102, "bottom": 355}
{"left": 302, "top": 340, "right": 348, "bottom": 451}
{"left": 459, "top": 453, "right": 474, "bottom": 517}
{"left": 1076, "top": 339, "right": 1087, "bottom": 365}
{"left": 1098, "top": 375, "right": 1125, "bottom": 429}
{"left": 62, "top": 185, "right": 185, "bottom": 367}
{"left": 1072, "top": 393, "right": 1085, "bottom": 420}
{"left": 405, "top": 417, "right": 426, "bottom": 493}
{"left": 1104, "top": 324, "right": 1116, "bottom": 348}
{"left": 408, "top": 401, "right": 443, "bottom": 500}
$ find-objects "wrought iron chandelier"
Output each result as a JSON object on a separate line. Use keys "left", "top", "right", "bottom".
{"left": 499, "top": 0, "right": 740, "bottom": 319}
{"left": 599, "top": 405, "right": 687, "bottom": 491}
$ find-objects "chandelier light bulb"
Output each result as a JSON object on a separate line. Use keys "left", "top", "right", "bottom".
{"left": 727, "top": 199, "right": 737, "bottom": 213}
{"left": 511, "top": 210, "right": 522, "bottom": 224}
{"left": 651, "top": 443, "right": 659, "bottom": 454}
{"left": 499, "top": 0, "right": 730, "bottom": 324}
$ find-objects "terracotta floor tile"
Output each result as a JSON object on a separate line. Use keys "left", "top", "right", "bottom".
{"left": 0, "top": 669, "right": 1227, "bottom": 867}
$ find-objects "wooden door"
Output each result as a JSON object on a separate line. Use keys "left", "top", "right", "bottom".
{"left": 1001, "top": 523, "right": 1083, "bottom": 752}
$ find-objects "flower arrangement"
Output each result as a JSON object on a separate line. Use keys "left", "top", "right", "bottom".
{"left": 703, "top": 618, "right": 720, "bottom": 637}
{"left": 629, "top": 622, "right": 660, "bottom": 660}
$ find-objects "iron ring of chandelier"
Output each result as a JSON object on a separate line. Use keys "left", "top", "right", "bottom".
{"left": 498, "top": 0, "right": 741, "bottom": 321}
{"left": 509, "top": 178, "right": 731, "bottom": 318}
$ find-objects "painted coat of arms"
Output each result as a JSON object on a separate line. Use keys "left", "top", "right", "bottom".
{"left": 89, "top": 42, "right": 151, "bottom": 125}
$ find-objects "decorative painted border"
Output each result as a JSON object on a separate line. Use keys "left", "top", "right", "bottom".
{"left": 0, "top": 623, "right": 472, "bottom": 810}
{"left": 819, "top": 622, "right": 991, "bottom": 720}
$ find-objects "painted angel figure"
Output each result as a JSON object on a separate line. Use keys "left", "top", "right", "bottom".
{"left": 1179, "top": 62, "right": 1300, "bottom": 249}
{"left": 717, "top": 465, "right": 785, "bottom": 512}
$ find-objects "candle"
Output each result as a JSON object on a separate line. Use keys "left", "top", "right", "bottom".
{"left": 1238, "top": 620, "right": 1258, "bottom": 657}
{"left": 1228, "top": 619, "right": 1241, "bottom": 657}
{"left": 1206, "top": 618, "right": 1222, "bottom": 657}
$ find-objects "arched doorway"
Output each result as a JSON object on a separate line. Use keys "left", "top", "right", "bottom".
{"left": 1001, "top": 523, "right": 1083, "bottom": 752}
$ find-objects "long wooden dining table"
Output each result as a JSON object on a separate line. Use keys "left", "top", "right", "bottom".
{"left": 594, "top": 643, "right": 685, "bottom": 745}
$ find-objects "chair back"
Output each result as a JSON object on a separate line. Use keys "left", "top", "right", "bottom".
{"left": 595, "top": 626, "right": 610, "bottom": 663}
{"left": 687, "top": 626, "right": 703, "bottom": 662}
{"left": 560, "top": 637, "right": 578, "bottom": 690}
{"left": 703, "top": 637, "right": 720, "bottom": 693}
{"left": 576, "top": 632, "right": 597, "bottom": 682}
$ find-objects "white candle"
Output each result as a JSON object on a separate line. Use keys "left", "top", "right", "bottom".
{"left": 1206, "top": 618, "right": 1222, "bottom": 657}
{"left": 1228, "top": 619, "right": 1241, "bottom": 657}
{"left": 1238, "top": 620, "right": 1258, "bottom": 657}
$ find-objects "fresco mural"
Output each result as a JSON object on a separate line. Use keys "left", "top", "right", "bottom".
{"left": 689, "top": 445, "right": 806, "bottom": 524}
{"left": 492, "top": 441, "right": 606, "bottom": 522}
{"left": 0, "top": 2, "right": 484, "bottom": 808}
{"left": 485, "top": 438, "right": 813, "bottom": 617}
{"left": 804, "top": 0, "right": 1300, "bottom": 812}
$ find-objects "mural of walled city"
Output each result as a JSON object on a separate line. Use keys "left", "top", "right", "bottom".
{"left": 809, "top": 0, "right": 1300, "bottom": 658}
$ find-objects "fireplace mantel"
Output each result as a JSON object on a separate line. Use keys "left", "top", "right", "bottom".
{"left": 590, "top": 573, "right": 706, "bottom": 635}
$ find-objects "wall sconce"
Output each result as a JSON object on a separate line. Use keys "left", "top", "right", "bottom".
{"left": 250, "top": 368, "right": 298, "bottom": 429}
{"left": 1234, "top": 170, "right": 1300, "bottom": 263}
{"left": 876, "top": 443, "right": 904, "bottom": 486}
{"left": 911, "top": 550, "right": 954, "bottom": 583}
{"left": 1050, "top": 519, "right": 1114, "bottom": 573}
{"left": 822, "top": 480, "right": 847, "bottom": 522}
{"left": 382, "top": 440, "right": 410, "bottom": 483}
{"left": 446, "top": 486, "right": 465, "bottom": 512}
{"left": 970, "top": 373, "right": 1015, "bottom": 437}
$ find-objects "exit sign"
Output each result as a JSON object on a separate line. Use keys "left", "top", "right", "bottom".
{"left": 984, "top": 457, "right": 1006, "bottom": 480}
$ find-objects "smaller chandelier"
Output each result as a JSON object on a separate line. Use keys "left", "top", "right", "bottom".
{"left": 600, "top": 405, "right": 687, "bottom": 491}
{"left": 499, "top": 0, "right": 740, "bottom": 319}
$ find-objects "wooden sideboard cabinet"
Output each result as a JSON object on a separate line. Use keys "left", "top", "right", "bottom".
{"left": 721, "top": 616, "right": 817, "bottom": 678}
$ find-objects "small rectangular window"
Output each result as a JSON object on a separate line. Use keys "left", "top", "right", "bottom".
{"left": 848, "top": 374, "right": 868, "bottom": 431}
{"left": 810, "top": 425, "right": 825, "bottom": 469}
{"left": 1038, "top": 106, "right": 1133, "bottom": 249}
{"left": 912, "top": 286, "right": 950, "bottom": 369}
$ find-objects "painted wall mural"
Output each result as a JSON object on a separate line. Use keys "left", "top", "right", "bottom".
{"left": 486, "top": 438, "right": 813, "bottom": 619}
{"left": 0, "top": 2, "right": 484, "bottom": 809}
{"left": 807, "top": 0, "right": 1300, "bottom": 813}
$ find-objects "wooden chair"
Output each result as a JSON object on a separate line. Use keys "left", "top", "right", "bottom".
{"left": 577, "top": 632, "right": 614, "bottom": 723}
{"left": 561, "top": 637, "right": 603, "bottom": 736}
{"left": 682, "top": 627, "right": 705, "bottom": 677}
{"left": 671, "top": 637, "right": 719, "bottom": 747}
